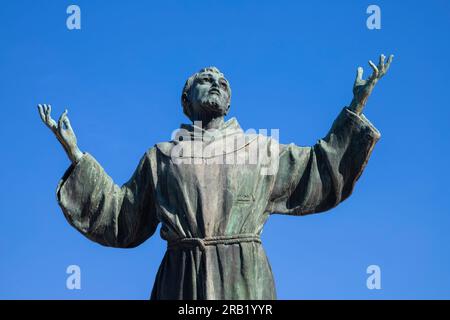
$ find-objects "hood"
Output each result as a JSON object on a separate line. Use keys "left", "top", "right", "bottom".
{"left": 156, "top": 117, "right": 259, "bottom": 159}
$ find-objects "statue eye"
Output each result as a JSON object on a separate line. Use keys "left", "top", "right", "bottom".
{"left": 200, "top": 77, "right": 210, "bottom": 83}
{"left": 220, "top": 81, "right": 227, "bottom": 88}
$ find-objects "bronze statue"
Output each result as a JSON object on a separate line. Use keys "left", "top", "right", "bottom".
{"left": 38, "top": 54, "right": 393, "bottom": 299}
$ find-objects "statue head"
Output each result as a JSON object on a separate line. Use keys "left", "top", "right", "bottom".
{"left": 181, "top": 67, "right": 231, "bottom": 122}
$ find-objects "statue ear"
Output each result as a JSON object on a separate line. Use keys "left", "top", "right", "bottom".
{"left": 182, "top": 92, "right": 189, "bottom": 104}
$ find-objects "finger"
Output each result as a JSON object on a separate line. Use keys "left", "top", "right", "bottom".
{"left": 43, "top": 104, "right": 49, "bottom": 121}
{"left": 369, "top": 60, "right": 378, "bottom": 73}
{"left": 368, "top": 60, "right": 379, "bottom": 78}
{"left": 58, "top": 110, "right": 68, "bottom": 134}
{"left": 355, "top": 67, "right": 363, "bottom": 83}
{"left": 63, "top": 116, "right": 72, "bottom": 132}
{"left": 46, "top": 104, "right": 54, "bottom": 122}
{"left": 385, "top": 54, "right": 394, "bottom": 71}
{"left": 379, "top": 54, "right": 385, "bottom": 67}
{"left": 44, "top": 104, "right": 52, "bottom": 123}
{"left": 38, "top": 105, "right": 45, "bottom": 122}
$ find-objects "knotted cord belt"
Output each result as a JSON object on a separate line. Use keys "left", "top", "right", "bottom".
{"left": 167, "top": 234, "right": 261, "bottom": 251}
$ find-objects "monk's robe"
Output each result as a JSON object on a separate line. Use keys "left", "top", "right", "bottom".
{"left": 56, "top": 107, "right": 380, "bottom": 299}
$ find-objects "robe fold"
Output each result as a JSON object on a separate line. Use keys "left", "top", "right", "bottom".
{"left": 56, "top": 107, "right": 380, "bottom": 299}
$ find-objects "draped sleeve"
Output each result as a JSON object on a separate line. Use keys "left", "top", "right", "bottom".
{"left": 267, "top": 107, "right": 381, "bottom": 216}
{"left": 56, "top": 149, "right": 159, "bottom": 248}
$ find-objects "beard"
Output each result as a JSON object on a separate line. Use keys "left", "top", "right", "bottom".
{"left": 195, "top": 94, "right": 229, "bottom": 119}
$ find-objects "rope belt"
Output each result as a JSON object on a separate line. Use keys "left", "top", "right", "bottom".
{"left": 167, "top": 234, "right": 261, "bottom": 251}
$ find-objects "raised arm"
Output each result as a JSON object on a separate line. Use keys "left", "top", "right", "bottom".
{"left": 267, "top": 54, "right": 393, "bottom": 216}
{"left": 38, "top": 106, "right": 159, "bottom": 247}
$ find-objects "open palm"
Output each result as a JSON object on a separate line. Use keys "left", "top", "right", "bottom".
{"left": 350, "top": 54, "right": 393, "bottom": 114}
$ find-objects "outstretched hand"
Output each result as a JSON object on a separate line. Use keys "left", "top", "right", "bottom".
{"left": 38, "top": 104, "right": 83, "bottom": 163}
{"left": 349, "top": 54, "right": 393, "bottom": 114}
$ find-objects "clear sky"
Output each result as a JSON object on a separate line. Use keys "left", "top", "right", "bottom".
{"left": 1, "top": 0, "right": 450, "bottom": 299}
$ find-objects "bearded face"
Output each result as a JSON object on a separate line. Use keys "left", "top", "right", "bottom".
{"left": 184, "top": 70, "right": 231, "bottom": 121}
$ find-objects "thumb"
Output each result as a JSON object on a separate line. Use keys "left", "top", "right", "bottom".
{"left": 58, "top": 110, "right": 68, "bottom": 135}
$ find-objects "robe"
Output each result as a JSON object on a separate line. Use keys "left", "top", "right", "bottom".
{"left": 56, "top": 107, "right": 380, "bottom": 299}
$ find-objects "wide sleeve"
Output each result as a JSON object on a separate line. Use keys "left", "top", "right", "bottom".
{"left": 267, "top": 107, "right": 381, "bottom": 216}
{"left": 56, "top": 149, "right": 159, "bottom": 248}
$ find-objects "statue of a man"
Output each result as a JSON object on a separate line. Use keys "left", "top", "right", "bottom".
{"left": 38, "top": 55, "right": 393, "bottom": 299}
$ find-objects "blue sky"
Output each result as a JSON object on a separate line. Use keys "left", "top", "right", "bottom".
{"left": 1, "top": 0, "right": 450, "bottom": 299}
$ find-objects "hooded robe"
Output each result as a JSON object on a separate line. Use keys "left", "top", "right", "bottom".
{"left": 56, "top": 107, "right": 380, "bottom": 299}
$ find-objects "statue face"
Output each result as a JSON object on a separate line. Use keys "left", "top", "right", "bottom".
{"left": 187, "top": 71, "right": 230, "bottom": 120}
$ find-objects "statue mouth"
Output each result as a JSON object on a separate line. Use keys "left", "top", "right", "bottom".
{"left": 209, "top": 88, "right": 221, "bottom": 96}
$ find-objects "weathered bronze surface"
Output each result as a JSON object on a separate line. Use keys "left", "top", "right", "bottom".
{"left": 38, "top": 55, "right": 393, "bottom": 299}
